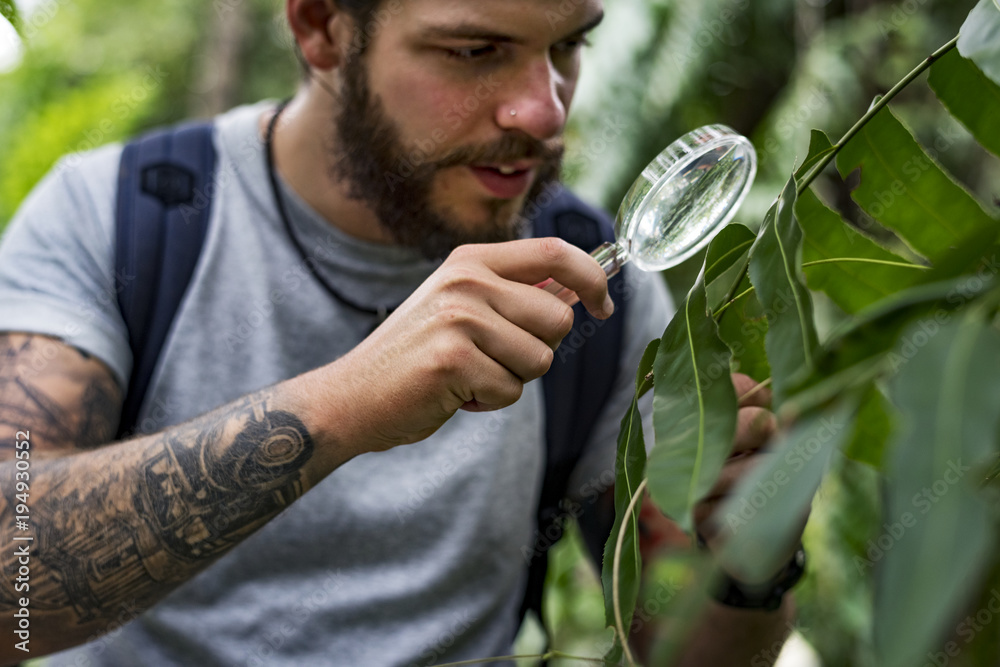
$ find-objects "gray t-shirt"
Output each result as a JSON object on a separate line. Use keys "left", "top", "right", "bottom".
{"left": 0, "top": 102, "right": 673, "bottom": 667}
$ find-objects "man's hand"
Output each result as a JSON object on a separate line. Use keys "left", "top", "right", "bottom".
{"left": 693, "top": 373, "right": 808, "bottom": 584}
{"left": 633, "top": 374, "right": 800, "bottom": 666}
{"left": 694, "top": 374, "right": 777, "bottom": 548}
{"left": 307, "top": 238, "right": 613, "bottom": 457}
{"left": 637, "top": 373, "right": 786, "bottom": 568}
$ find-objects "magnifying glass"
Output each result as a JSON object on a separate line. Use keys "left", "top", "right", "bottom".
{"left": 545, "top": 124, "right": 757, "bottom": 304}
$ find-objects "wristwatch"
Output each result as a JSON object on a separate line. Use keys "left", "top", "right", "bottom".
{"left": 710, "top": 543, "right": 806, "bottom": 611}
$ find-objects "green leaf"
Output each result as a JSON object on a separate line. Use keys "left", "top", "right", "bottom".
{"left": 0, "top": 0, "right": 17, "bottom": 34}
{"left": 958, "top": 0, "right": 1000, "bottom": 88}
{"left": 717, "top": 398, "right": 860, "bottom": 582}
{"left": 918, "top": 227, "right": 1000, "bottom": 285}
{"left": 788, "top": 272, "right": 999, "bottom": 405}
{"left": 930, "top": 49, "right": 1000, "bottom": 157}
{"left": 704, "top": 223, "right": 755, "bottom": 313}
{"left": 843, "top": 382, "right": 893, "bottom": 469}
{"left": 748, "top": 176, "right": 819, "bottom": 406}
{"left": 705, "top": 225, "right": 769, "bottom": 382}
{"left": 781, "top": 357, "right": 886, "bottom": 423}
{"left": 1, "top": 75, "right": 161, "bottom": 221}
{"left": 602, "top": 340, "right": 658, "bottom": 649}
{"left": 828, "top": 272, "right": 998, "bottom": 358}
{"left": 648, "top": 273, "right": 738, "bottom": 534}
{"left": 836, "top": 106, "right": 998, "bottom": 264}
{"left": 716, "top": 274, "right": 772, "bottom": 383}
{"left": 796, "top": 188, "right": 925, "bottom": 314}
{"left": 794, "top": 129, "right": 836, "bottom": 184}
{"left": 874, "top": 315, "right": 1000, "bottom": 667}
{"left": 634, "top": 338, "right": 660, "bottom": 394}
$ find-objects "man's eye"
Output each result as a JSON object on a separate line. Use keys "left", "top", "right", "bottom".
{"left": 446, "top": 45, "right": 498, "bottom": 61}
{"left": 553, "top": 36, "right": 592, "bottom": 55}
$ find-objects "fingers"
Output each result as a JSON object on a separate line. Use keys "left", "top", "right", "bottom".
{"left": 733, "top": 406, "right": 777, "bottom": 455}
{"left": 424, "top": 265, "right": 573, "bottom": 376}
{"left": 339, "top": 238, "right": 612, "bottom": 451}
{"left": 453, "top": 358, "right": 525, "bottom": 412}
{"left": 484, "top": 278, "right": 578, "bottom": 351}
{"left": 639, "top": 493, "right": 692, "bottom": 557}
{"left": 693, "top": 450, "right": 772, "bottom": 538}
{"left": 460, "top": 238, "right": 614, "bottom": 321}
{"left": 689, "top": 375, "right": 811, "bottom": 571}
{"left": 467, "top": 311, "right": 558, "bottom": 383}
{"left": 429, "top": 238, "right": 612, "bottom": 383}
{"left": 733, "top": 373, "right": 772, "bottom": 408}
{"left": 692, "top": 375, "right": 777, "bottom": 540}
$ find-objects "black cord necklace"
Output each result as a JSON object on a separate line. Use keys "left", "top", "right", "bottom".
{"left": 264, "top": 99, "right": 396, "bottom": 324}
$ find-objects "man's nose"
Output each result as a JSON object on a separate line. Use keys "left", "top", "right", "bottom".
{"left": 497, "top": 58, "right": 568, "bottom": 140}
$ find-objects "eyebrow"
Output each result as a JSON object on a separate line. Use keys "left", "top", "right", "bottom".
{"left": 563, "top": 11, "right": 605, "bottom": 40}
{"left": 420, "top": 10, "right": 605, "bottom": 44}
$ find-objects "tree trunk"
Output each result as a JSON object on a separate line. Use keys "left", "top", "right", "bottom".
{"left": 188, "top": 0, "right": 252, "bottom": 118}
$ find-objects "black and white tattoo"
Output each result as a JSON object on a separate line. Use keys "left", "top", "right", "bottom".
{"left": 0, "top": 334, "right": 316, "bottom": 630}
{"left": 0, "top": 334, "right": 120, "bottom": 450}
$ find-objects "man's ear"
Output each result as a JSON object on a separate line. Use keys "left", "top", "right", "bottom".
{"left": 286, "top": 0, "right": 354, "bottom": 71}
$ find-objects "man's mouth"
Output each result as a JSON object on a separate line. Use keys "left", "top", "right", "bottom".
{"left": 469, "top": 163, "right": 536, "bottom": 199}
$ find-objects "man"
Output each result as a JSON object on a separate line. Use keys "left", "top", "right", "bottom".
{"left": 0, "top": 0, "right": 794, "bottom": 664}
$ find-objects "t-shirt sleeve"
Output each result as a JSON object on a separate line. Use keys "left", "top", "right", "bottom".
{"left": 566, "top": 266, "right": 675, "bottom": 503}
{"left": 0, "top": 145, "right": 132, "bottom": 388}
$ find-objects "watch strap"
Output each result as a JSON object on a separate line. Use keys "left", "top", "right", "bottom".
{"left": 708, "top": 541, "right": 806, "bottom": 612}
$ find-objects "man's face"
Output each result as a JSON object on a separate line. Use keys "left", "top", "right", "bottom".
{"left": 330, "top": 0, "right": 604, "bottom": 259}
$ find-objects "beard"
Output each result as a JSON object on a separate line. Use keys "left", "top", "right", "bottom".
{"left": 330, "top": 53, "right": 565, "bottom": 261}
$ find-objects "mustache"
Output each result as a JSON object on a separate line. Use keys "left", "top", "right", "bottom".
{"left": 425, "top": 132, "right": 565, "bottom": 170}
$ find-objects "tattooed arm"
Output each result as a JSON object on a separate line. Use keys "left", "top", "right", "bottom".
{"left": 0, "top": 239, "right": 614, "bottom": 663}
{"left": 0, "top": 333, "right": 333, "bottom": 663}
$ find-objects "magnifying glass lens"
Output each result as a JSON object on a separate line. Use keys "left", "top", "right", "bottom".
{"left": 543, "top": 124, "right": 757, "bottom": 305}
{"left": 620, "top": 125, "right": 757, "bottom": 272}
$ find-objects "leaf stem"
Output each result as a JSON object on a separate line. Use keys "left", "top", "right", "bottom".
{"left": 738, "top": 377, "right": 773, "bottom": 404}
{"left": 714, "top": 262, "right": 751, "bottom": 322}
{"left": 713, "top": 286, "right": 756, "bottom": 319}
{"left": 800, "top": 257, "right": 930, "bottom": 270}
{"left": 714, "top": 32, "right": 956, "bottom": 321}
{"left": 546, "top": 651, "right": 607, "bottom": 664}
{"left": 638, "top": 373, "right": 655, "bottom": 398}
{"left": 796, "top": 35, "right": 959, "bottom": 195}
{"left": 712, "top": 257, "right": 928, "bottom": 319}
{"left": 612, "top": 477, "right": 648, "bottom": 667}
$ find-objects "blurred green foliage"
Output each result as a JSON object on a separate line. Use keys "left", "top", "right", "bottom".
{"left": 0, "top": 74, "right": 150, "bottom": 219}
{"left": 1, "top": 0, "right": 17, "bottom": 33}
{"left": 564, "top": 3, "right": 998, "bottom": 665}
{"left": 0, "top": 0, "right": 296, "bottom": 226}
{"left": 3, "top": 1, "right": 999, "bottom": 665}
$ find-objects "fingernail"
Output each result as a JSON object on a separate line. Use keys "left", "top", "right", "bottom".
{"left": 603, "top": 294, "right": 615, "bottom": 317}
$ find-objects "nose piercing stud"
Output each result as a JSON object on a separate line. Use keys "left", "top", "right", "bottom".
{"left": 510, "top": 109, "right": 517, "bottom": 117}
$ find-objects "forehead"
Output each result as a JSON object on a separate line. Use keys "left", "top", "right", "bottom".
{"left": 381, "top": 0, "right": 605, "bottom": 43}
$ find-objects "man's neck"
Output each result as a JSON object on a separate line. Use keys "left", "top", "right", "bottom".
{"left": 263, "top": 87, "right": 394, "bottom": 245}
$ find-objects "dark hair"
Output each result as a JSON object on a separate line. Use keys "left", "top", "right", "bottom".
{"left": 293, "top": 0, "right": 382, "bottom": 77}
{"left": 336, "top": 0, "right": 381, "bottom": 23}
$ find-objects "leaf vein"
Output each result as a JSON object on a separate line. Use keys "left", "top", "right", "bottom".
{"left": 684, "top": 295, "right": 706, "bottom": 509}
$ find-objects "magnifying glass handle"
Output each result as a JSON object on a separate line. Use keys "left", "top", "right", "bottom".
{"left": 542, "top": 242, "right": 626, "bottom": 307}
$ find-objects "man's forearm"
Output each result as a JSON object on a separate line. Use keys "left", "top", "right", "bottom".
{"left": 630, "top": 579, "right": 794, "bottom": 667}
{"left": 0, "top": 379, "right": 344, "bottom": 661}
{"left": 673, "top": 596, "right": 794, "bottom": 667}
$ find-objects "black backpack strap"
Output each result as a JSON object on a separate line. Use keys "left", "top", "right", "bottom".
{"left": 521, "top": 186, "right": 628, "bottom": 628}
{"left": 115, "top": 121, "right": 217, "bottom": 438}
